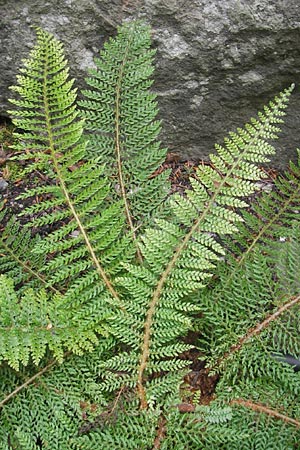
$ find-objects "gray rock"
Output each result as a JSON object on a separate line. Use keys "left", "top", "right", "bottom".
{"left": 0, "top": 178, "right": 8, "bottom": 191}
{"left": 0, "top": 0, "right": 300, "bottom": 168}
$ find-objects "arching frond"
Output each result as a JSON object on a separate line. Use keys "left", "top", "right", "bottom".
{"left": 7, "top": 28, "right": 130, "bottom": 311}
{"left": 0, "top": 275, "right": 100, "bottom": 370}
{"left": 100, "top": 86, "right": 294, "bottom": 408}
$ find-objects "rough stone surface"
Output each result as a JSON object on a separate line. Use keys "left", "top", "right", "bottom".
{"left": 0, "top": 178, "right": 8, "bottom": 191}
{"left": 1, "top": 0, "right": 300, "bottom": 168}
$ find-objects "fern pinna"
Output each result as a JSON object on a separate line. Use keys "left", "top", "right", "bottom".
{"left": 0, "top": 22, "right": 299, "bottom": 449}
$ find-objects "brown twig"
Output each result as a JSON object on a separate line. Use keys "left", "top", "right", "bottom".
{"left": 231, "top": 398, "right": 300, "bottom": 428}
{"left": 110, "top": 385, "right": 126, "bottom": 417}
{"left": 0, "top": 352, "right": 71, "bottom": 408}
{"left": 152, "top": 415, "right": 167, "bottom": 450}
{"left": 78, "top": 385, "right": 127, "bottom": 435}
{"left": 213, "top": 294, "right": 300, "bottom": 371}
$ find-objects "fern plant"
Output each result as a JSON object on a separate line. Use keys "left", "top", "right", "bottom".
{"left": 79, "top": 21, "right": 171, "bottom": 261}
{"left": 0, "top": 22, "right": 299, "bottom": 449}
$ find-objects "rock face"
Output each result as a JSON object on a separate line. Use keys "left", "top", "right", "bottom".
{"left": 1, "top": 0, "right": 300, "bottom": 168}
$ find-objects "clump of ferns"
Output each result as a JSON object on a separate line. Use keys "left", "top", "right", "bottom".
{"left": 0, "top": 21, "right": 299, "bottom": 450}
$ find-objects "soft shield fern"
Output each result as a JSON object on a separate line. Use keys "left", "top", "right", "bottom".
{"left": 196, "top": 150, "right": 300, "bottom": 370}
{"left": 104, "top": 84, "right": 294, "bottom": 408}
{"left": 2, "top": 28, "right": 130, "bottom": 365}
{"left": 79, "top": 21, "right": 171, "bottom": 259}
{"left": 0, "top": 213, "right": 46, "bottom": 292}
{"left": 0, "top": 21, "right": 299, "bottom": 449}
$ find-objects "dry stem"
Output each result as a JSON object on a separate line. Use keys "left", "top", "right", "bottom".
{"left": 231, "top": 398, "right": 300, "bottom": 428}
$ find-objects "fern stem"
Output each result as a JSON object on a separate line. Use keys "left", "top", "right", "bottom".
{"left": 42, "top": 51, "right": 122, "bottom": 307}
{"left": 226, "top": 182, "right": 300, "bottom": 285}
{"left": 137, "top": 181, "right": 229, "bottom": 408}
{"left": 136, "top": 110, "right": 292, "bottom": 408}
{"left": 0, "top": 240, "right": 61, "bottom": 295}
{"left": 114, "top": 24, "right": 143, "bottom": 263}
{"left": 152, "top": 415, "right": 167, "bottom": 449}
{"left": 231, "top": 398, "right": 300, "bottom": 428}
{"left": 110, "top": 385, "right": 126, "bottom": 416}
{"left": 213, "top": 294, "right": 300, "bottom": 371}
{"left": 52, "top": 173, "right": 122, "bottom": 304}
{"left": 0, "top": 353, "right": 70, "bottom": 409}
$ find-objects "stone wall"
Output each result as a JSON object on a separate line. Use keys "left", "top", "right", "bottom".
{"left": 1, "top": 0, "right": 300, "bottom": 168}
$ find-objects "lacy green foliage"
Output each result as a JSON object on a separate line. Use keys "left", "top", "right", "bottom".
{"left": 0, "top": 275, "right": 102, "bottom": 370}
{"left": 0, "top": 22, "right": 299, "bottom": 449}
{"left": 275, "top": 222, "right": 300, "bottom": 294}
{"left": 2, "top": 28, "right": 132, "bottom": 361}
{"left": 0, "top": 214, "right": 45, "bottom": 291}
{"left": 195, "top": 165, "right": 300, "bottom": 447}
{"left": 104, "top": 83, "right": 295, "bottom": 409}
{"left": 79, "top": 21, "right": 170, "bottom": 252}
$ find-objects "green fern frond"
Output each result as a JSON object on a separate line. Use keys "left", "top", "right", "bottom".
{"left": 196, "top": 152, "right": 300, "bottom": 364}
{"left": 1, "top": 20, "right": 299, "bottom": 449}
{"left": 7, "top": 28, "right": 131, "bottom": 314}
{"left": 0, "top": 340, "right": 126, "bottom": 449}
{"left": 274, "top": 223, "right": 300, "bottom": 295}
{"left": 195, "top": 224, "right": 300, "bottom": 445}
{"left": 79, "top": 21, "right": 171, "bottom": 257}
{"left": 198, "top": 250, "right": 300, "bottom": 370}
{"left": 99, "top": 86, "right": 294, "bottom": 409}
{"left": 223, "top": 149, "right": 300, "bottom": 272}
